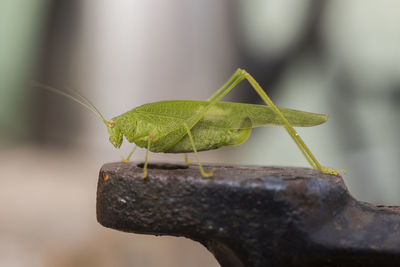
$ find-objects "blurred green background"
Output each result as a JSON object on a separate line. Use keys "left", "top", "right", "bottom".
{"left": 1, "top": 0, "right": 399, "bottom": 266}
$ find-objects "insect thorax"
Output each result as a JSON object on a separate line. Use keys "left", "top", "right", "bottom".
{"left": 113, "top": 112, "right": 137, "bottom": 143}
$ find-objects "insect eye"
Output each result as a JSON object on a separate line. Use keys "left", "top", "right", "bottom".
{"left": 108, "top": 120, "right": 115, "bottom": 128}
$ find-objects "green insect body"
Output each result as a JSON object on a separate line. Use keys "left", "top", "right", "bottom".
{"left": 109, "top": 100, "right": 327, "bottom": 153}
{"left": 35, "top": 68, "right": 337, "bottom": 178}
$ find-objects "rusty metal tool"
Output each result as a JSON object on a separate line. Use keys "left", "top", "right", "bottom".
{"left": 97, "top": 162, "right": 400, "bottom": 267}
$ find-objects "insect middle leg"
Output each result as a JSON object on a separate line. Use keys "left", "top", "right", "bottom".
{"left": 183, "top": 123, "right": 213, "bottom": 177}
{"left": 141, "top": 133, "right": 153, "bottom": 179}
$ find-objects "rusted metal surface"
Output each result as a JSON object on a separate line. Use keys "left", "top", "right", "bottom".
{"left": 97, "top": 162, "right": 400, "bottom": 267}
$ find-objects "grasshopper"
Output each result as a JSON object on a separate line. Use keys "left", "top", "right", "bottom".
{"left": 35, "top": 68, "right": 337, "bottom": 178}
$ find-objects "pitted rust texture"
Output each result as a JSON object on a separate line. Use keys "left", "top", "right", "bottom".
{"left": 97, "top": 162, "right": 400, "bottom": 267}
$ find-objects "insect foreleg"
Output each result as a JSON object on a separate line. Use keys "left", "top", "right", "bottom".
{"left": 141, "top": 133, "right": 153, "bottom": 179}
{"left": 122, "top": 145, "right": 137, "bottom": 163}
{"left": 183, "top": 123, "right": 213, "bottom": 177}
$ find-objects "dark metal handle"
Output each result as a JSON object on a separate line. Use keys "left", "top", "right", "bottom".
{"left": 96, "top": 162, "right": 400, "bottom": 267}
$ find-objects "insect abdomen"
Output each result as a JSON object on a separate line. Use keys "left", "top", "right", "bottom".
{"left": 165, "top": 124, "right": 252, "bottom": 153}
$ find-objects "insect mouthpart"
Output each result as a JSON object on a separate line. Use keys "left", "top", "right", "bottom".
{"left": 107, "top": 120, "right": 123, "bottom": 148}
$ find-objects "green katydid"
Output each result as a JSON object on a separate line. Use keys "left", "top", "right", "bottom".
{"left": 34, "top": 68, "right": 338, "bottom": 178}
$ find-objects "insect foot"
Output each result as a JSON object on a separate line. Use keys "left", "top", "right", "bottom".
{"left": 184, "top": 154, "right": 193, "bottom": 165}
{"left": 321, "top": 167, "right": 346, "bottom": 176}
{"left": 201, "top": 168, "right": 214, "bottom": 178}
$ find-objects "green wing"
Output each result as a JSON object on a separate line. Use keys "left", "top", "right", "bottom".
{"left": 133, "top": 100, "right": 327, "bottom": 129}
{"left": 202, "top": 102, "right": 328, "bottom": 129}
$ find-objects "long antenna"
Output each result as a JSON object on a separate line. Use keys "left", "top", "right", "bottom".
{"left": 32, "top": 81, "right": 108, "bottom": 126}
{"left": 65, "top": 86, "right": 106, "bottom": 123}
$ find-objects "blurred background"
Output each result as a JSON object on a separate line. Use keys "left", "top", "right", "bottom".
{"left": 1, "top": 0, "right": 400, "bottom": 266}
